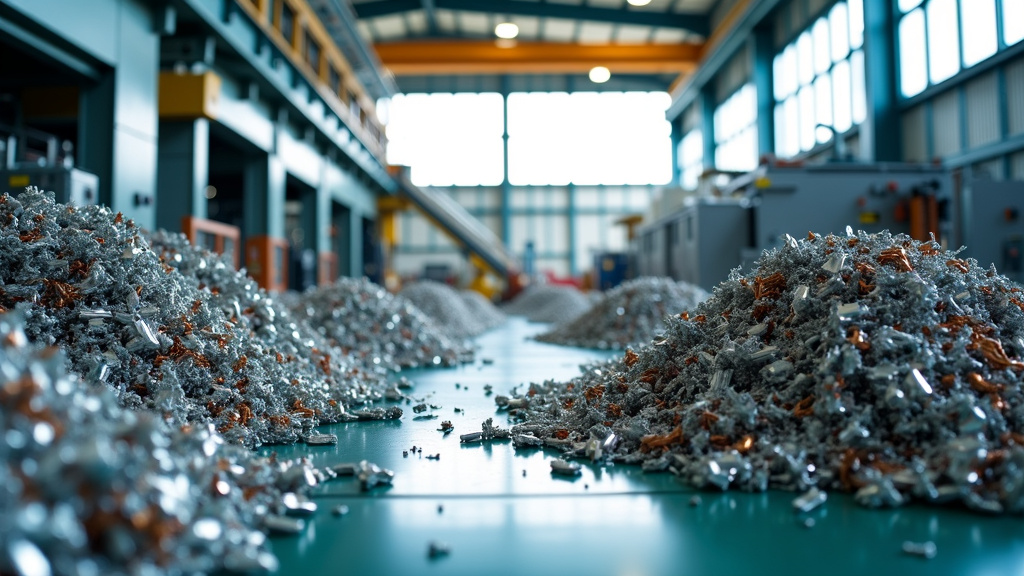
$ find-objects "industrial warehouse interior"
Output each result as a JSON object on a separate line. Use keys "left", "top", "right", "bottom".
{"left": 1, "top": 0, "right": 1024, "bottom": 574}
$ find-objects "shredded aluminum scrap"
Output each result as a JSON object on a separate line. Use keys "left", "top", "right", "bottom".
{"left": 459, "top": 289, "right": 506, "bottom": 332}
{"left": 510, "top": 230, "right": 1024, "bottom": 513}
{"left": 502, "top": 284, "right": 594, "bottom": 324}
{"left": 536, "top": 277, "right": 709, "bottom": 349}
{"left": 0, "top": 190, "right": 383, "bottom": 448}
{"left": 398, "top": 280, "right": 501, "bottom": 339}
{"left": 0, "top": 312, "right": 320, "bottom": 575}
{"left": 148, "top": 231, "right": 393, "bottom": 416}
{"left": 294, "top": 278, "right": 473, "bottom": 369}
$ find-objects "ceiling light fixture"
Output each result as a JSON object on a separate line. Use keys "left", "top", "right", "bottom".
{"left": 627, "top": 0, "right": 652, "bottom": 5}
{"left": 495, "top": 22, "right": 519, "bottom": 39}
{"left": 589, "top": 66, "right": 611, "bottom": 83}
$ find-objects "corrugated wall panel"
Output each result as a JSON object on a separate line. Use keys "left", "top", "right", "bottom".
{"left": 965, "top": 72, "right": 1001, "bottom": 148}
{"left": 932, "top": 91, "right": 962, "bottom": 158}
{"left": 1007, "top": 59, "right": 1024, "bottom": 136}
{"left": 902, "top": 105, "right": 928, "bottom": 162}
{"left": 1012, "top": 151, "right": 1024, "bottom": 180}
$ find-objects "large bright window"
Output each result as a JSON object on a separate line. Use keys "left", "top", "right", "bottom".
{"left": 1005, "top": 0, "right": 1024, "bottom": 46}
{"left": 385, "top": 93, "right": 504, "bottom": 187}
{"left": 773, "top": 1, "right": 865, "bottom": 158}
{"left": 714, "top": 84, "right": 758, "bottom": 172}
{"left": 898, "top": 0, "right": 1015, "bottom": 98}
{"left": 507, "top": 92, "right": 672, "bottom": 186}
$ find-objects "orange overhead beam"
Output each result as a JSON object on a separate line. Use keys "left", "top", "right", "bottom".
{"left": 375, "top": 40, "right": 704, "bottom": 75}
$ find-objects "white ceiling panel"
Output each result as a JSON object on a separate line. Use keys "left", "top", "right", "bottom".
{"left": 435, "top": 9, "right": 457, "bottom": 33}
{"left": 615, "top": 24, "right": 651, "bottom": 43}
{"left": 405, "top": 10, "right": 427, "bottom": 35}
{"left": 514, "top": 16, "right": 542, "bottom": 39}
{"left": 459, "top": 11, "right": 491, "bottom": 35}
{"left": 543, "top": 17, "right": 577, "bottom": 41}
{"left": 651, "top": 27, "right": 687, "bottom": 43}
{"left": 579, "top": 21, "right": 615, "bottom": 43}
{"left": 372, "top": 14, "right": 407, "bottom": 40}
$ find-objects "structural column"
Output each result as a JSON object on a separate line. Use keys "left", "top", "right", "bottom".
{"left": 861, "top": 0, "right": 901, "bottom": 161}
{"left": 156, "top": 119, "right": 209, "bottom": 231}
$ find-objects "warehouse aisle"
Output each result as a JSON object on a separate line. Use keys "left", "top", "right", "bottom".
{"left": 265, "top": 318, "right": 1024, "bottom": 576}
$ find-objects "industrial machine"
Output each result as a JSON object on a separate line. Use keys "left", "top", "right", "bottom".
{"left": 957, "top": 176, "right": 1024, "bottom": 283}
{"left": 0, "top": 125, "right": 99, "bottom": 205}
{"left": 636, "top": 161, "right": 953, "bottom": 292}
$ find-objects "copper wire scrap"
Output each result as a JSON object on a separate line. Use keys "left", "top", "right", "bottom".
{"left": 846, "top": 327, "right": 871, "bottom": 351}
{"left": 968, "top": 335, "right": 1024, "bottom": 371}
{"left": 967, "top": 372, "right": 1003, "bottom": 394}
{"left": 640, "top": 425, "right": 683, "bottom": 452}
{"left": 918, "top": 243, "right": 940, "bottom": 256}
{"left": 752, "top": 272, "right": 787, "bottom": 300}
{"left": 792, "top": 395, "right": 815, "bottom": 417}
{"left": 289, "top": 399, "right": 316, "bottom": 418}
{"left": 639, "top": 368, "right": 659, "bottom": 384}
{"left": 878, "top": 247, "right": 913, "bottom": 272}
{"left": 19, "top": 228, "right": 43, "bottom": 243}
{"left": 735, "top": 434, "right": 755, "bottom": 454}
{"left": 606, "top": 403, "right": 622, "bottom": 417}
{"left": 41, "top": 279, "right": 81, "bottom": 309}
{"left": 624, "top": 349, "right": 639, "bottom": 367}
{"left": 946, "top": 259, "right": 970, "bottom": 273}
{"left": 698, "top": 410, "right": 719, "bottom": 430}
{"left": 583, "top": 384, "right": 605, "bottom": 403}
{"left": 232, "top": 356, "right": 247, "bottom": 372}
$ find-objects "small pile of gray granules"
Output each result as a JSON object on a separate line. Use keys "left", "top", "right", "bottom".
{"left": 536, "top": 277, "right": 708, "bottom": 350}
{"left": 0, "top": 189, "right": 387, "bottom": 448}
{"left": 0, "top": 312, "right": 322, "bottom": 574}
{"left": 149, "top": 230, "right": 392, "bottom": 412}
{"left": 398, "top": 280, "right": 492, "bottom": 339}
{"left": 294, "top": 277, "right": 473, "bottom": 369}
{"left": 502, "top": 284, "right": 593, "bottom": 324}
{"left": 510, "top": 230, "right": 1024, "bottom": 513}
{"left": 459, "top": 289, "right": 506, "bottom": 333}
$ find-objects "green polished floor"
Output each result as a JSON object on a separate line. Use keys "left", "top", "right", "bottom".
{"left": 263, "top": 318, "right": 1024, "bottom": 576}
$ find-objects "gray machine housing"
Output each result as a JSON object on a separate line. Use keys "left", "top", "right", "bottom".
{"left": 958, "top": 176, "right": 1024, "bottom": 283}
{"left": 636, "top": 161, "right": 953, "bottom": 293}
{"left": 0, "top": 166, "right": 100, "bottom": 206}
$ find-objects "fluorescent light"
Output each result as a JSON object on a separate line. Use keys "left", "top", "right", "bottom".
{"left": 627, "top": 0, "right": 652, "bottom": 5}
{"left": 589, "top": 66, "right": 611, "bottom": 83}
{"left": 495, "top": 22, "right": 519, "bottom": 39}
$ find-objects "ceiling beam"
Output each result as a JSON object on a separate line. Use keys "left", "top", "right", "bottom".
{"left": 353, "top": 0, "right": 710, "bottom": 35}
{"left": 374, "top": 40, "right": 703, "bottom": 75}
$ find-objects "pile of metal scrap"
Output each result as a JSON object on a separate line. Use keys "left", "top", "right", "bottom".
{"left": 459, "top": 289, "right": 506, "bottom": 333}
{"left": 536, "top": 277, "right": 709, "bottom": 350}
{"left": 149, "top": 230, "right": 392, "bottom": 412}
{"left": 511, "top": 229, "right": 1024, "bottom": 513}
{"left": 502, "top": 284, "right": 593, "bottom": 324}
{"left": 398, "top": 280, "right": 503, "bottom": 339}
{"left": 294, "top": 277, "right": 473, "bottom": 369}
{"left": 0, "top": 190, "right": 382, "bottom": 448}
{"left": 0, "top": 312, "right": 323, "bottom": 575}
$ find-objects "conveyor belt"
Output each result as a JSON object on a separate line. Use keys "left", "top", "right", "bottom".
{"left": 263, "top": 318, "right": 1024, "bottom": 576}
{"left": 391, "top": 170, "right": 518, "bottom": 280}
